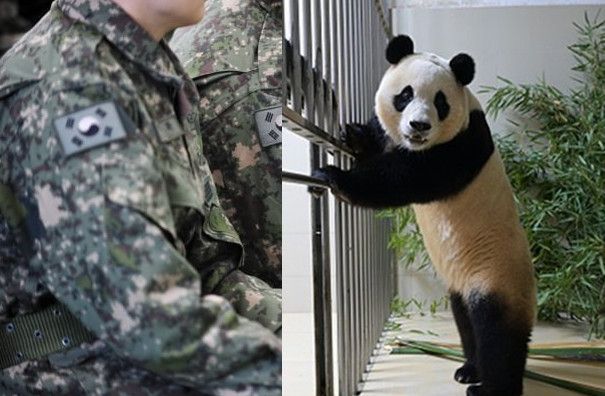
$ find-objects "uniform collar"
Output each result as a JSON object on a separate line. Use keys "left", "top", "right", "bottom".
{"left": 57, "top": 0, "right": 183, "bottom": 89}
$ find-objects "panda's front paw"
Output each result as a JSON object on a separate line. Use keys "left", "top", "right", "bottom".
{"left": 342, "top": 123, "right": 367, "bottom": 156}
{"left": 313, "top": 165, "right": 340, "bottom": 185}
{"left": 454, "top": 362, "right": 480, "bottom": 384}
{"left": 312, "top": 166, "right": 351, "bottom": 203}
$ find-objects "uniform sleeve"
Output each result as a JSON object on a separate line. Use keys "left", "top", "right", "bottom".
{"left": 14, "top": 86, "right": 281, "bottom": 391}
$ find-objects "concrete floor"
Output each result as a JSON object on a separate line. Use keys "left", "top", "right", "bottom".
{"left": 360, "top": 313, "right": 605, "bottom": 396}
{"left": 283, "top": 312, "right": 605, "bottom": 396}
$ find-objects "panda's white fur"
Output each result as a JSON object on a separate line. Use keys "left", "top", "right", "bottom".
{"left": 413, "top": 151, "right": 536, "bottom": 328}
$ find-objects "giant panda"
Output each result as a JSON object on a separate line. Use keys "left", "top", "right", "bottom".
{"left": 315, "top": 35, "right": 536, "bottom": 396}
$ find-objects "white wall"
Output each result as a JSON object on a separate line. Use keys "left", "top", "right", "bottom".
{"left": 392, "top": 4, "right": 604, "bottom": 306}
{"left": 283, "top": 130, "right": 315, "bottom": 313}
{"left": 394, "top": 4, "right": 604, "bottom": 134}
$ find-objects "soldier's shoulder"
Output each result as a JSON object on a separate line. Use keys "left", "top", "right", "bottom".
{"left": 0, "top": 13, "right": 139, "bottom": 162}
{"left": 170, "top": 0, "right": 268, "bottom": 77}
{"left": 0, "top": 9, "right": 110, "bottom": 101}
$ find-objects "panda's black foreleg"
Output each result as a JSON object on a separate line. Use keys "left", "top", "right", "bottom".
{"left": 312, "top": 151, "right": 431, "bottom": 208}
{"left": 465, "top": 292, "right": 530, "bottom": 396}
{"left": 450, "top": 293, "right": 480, "bottom": 384}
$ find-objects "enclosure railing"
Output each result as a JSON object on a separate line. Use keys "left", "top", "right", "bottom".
{"left": 283, "top": 1, "right": 396, "bottom": 394}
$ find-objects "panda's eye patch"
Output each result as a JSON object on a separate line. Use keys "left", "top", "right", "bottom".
{"left": 434, "top": 90, "right": 450, "bottom": 121}
{"left": 393, "top": 85, "right": 414, "bottom": 112}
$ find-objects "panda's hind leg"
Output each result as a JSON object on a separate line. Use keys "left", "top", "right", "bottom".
{"left": 465, "top": 291, "right": 530, "bottom": 396}
{"left": 450, "top": 292, "right": 480, "bottom": 384}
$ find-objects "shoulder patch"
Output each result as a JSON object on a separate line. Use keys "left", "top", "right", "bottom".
{"left": 54, "top": 102, "right": 129, "bottom": 156}
{"left": 255, "top": 105, "right": 282, "bottom": 148}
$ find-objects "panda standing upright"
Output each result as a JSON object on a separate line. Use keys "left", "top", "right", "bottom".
{"left": 316, "top": 36, "right": 536, "bottom": 396}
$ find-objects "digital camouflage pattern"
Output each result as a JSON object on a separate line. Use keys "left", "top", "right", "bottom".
{"left": 215, "top": 271, "right": 282, "bottom": 335}
{"left": 170, "top": 0, "right": 282, "bottom": 288}
{"left": 0, "top": 0, "right": 280, "bottom": 394}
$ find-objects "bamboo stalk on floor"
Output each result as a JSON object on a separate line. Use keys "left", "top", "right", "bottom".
{"left": 391, "top": 339, "right": 605, "bottom": 396}
{"left": 392, "top": 339, "right": 605, "bottom": 361}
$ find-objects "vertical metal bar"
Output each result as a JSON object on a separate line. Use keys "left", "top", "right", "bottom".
{"left": 290, "top": 0, "right": 303, "bottom": 113}
{"left": 344, "top": 1, "right": 356, "bottom": 389}
{"left": 361, "top": 209, "right": 366, "bottom": 380}
{"left": 313, "top": 0, "right": 324, "bottom": 131}
{"left": 346, "top": 3, "right": 355, "bottom": 391}
{"left": 311, "top": 150, "right": 333, "bottom": 396}
{"left": 355, "top": 0, "right": 364, "bottom": 122}
{"left": 365, "top": 209, "right": 370, "bottom": 368}
{"left": 350, "top": 199, "right": 357, "bottom": 393}
{"left": 322, "top": 0, "right": 332, "bottom": 136}
{"left": 305, "top": 1, "right": 330, "bottom": 394}
{"left": 369, "top": 210, "right": 374, "bottom": 365}
{"left": 342, "top": 161, "right": 350, "bottom": 396}
{"left": 367, "top": 211, "right": 372, "bottom": 368}
{"left": 302, "top": 0, "right": 314, "bottom": 123}
{"left": 352, "top": 0, "right": 358, "bottom": 123}
{"left": 345, "top": 197, "right": 354, "bottom": 396}
{"left": 361, "top": 0, "right": 367, "bottom": 120}
{"left": 368, "top": 4, "right": 377, "bottom": 362}
{"left": 360, "top": 3, "right": 369, "bottom": 364}
{"left": 321, "top": 152, "right": 334, "bottom": 396}
{"left": 372, "top": 218, "right": 376, "bottom": 354}
{"left": 335, "top": 180, "right": 346, "bottom": 396}
{"left": 346, "top": 1, "right": 354, "bottom": 124}
{"left": 338, "top": 0, "right": 347, "bottom": 126}
{"left": 353, "top": 2, "right": 361, "bottom": 389}
{"left": 351, "top": 160, "right": 359, "bottom": 395}
{"left": 353, "top": 0, "right": 362, "bottom": 386}
{"left": 364, "top": 206, "right": 369, "bottom": 381}
{"left": 332, "top": 0, "right": 350, "bottom": 394}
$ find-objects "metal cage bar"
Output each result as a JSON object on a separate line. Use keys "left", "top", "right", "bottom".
{"left": 283, "top": 1, "right": 395, "bottom": 394}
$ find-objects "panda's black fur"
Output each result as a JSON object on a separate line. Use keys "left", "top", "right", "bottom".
{"left": 322, "top": 109, "right": 494, "bottom": 208}
{"left": 315, "top": 36, "right": 536, "bottom": 396}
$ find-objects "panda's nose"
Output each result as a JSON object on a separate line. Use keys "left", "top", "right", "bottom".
{"left": 410, "top": 121, "right": 431, "bottom": 132}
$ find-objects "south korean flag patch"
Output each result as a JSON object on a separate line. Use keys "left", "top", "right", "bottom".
{"left": 54, "top": 101, "right": 129, "bottom": 157}
{"left": 255, "top": 105, "right": 282, "bottom": 148}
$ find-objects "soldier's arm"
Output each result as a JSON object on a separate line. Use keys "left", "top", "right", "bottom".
{"left": 9, "top": 85, "right": 281, "bottom": 392}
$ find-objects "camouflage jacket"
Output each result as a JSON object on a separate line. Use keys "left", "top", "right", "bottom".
{"left": 170, "top": 0, "right": 282, "bottom": 287}
{"left": 0, "top": 0, "right": 280, "bottom": 394}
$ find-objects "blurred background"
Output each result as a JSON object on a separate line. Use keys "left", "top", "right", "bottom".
{"left": 0, "top": 0, "right": 52, "bottom": 56}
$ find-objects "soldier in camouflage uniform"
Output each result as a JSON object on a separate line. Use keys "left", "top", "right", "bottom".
{"left": 170, "top": 0, "right": 283, "bottom": 335}
{"left": 0, "top": 0, "right": 280, "bottom": 394}
{"left": 170, "top": 0, "right": 282, "bottom": 287}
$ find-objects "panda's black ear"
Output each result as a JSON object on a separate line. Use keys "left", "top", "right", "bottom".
{"left": 386, "top": 35, "right": 414, "bottom": 65}
{"left": 449, "top": 53, "right": 475, "bottom": 86}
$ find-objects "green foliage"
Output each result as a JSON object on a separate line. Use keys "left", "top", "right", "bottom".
{"left": 390, "top": 296, "right": 449, "bottom": 318}
{"left": 482, "top": 13, "right": 605, "bottom": 339}
{"left": 385, "top": 14, "right": 605, "bottom": 338}
{"left": 378, "top": 208, "right": 430, "bottom": 271}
